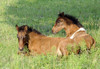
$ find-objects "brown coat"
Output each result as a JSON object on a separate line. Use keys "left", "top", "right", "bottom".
{"left": 52, "top": 12, "right": 95, "bottom": 56}
{"left": 28, "top": 32, "right": 65, "bottom": 55}
{"left": 16, "top": 25, "right": 66, "bottom": 56}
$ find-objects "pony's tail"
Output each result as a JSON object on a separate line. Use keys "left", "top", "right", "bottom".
{"left": 92, "top": 38, "right": 96, "bottom": 48}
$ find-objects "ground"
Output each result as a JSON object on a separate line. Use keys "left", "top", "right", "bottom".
{"left": 0, "top": 0, "right": 100, "bottom": 69}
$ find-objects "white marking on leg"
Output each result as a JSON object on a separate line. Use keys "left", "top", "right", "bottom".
{"left": 57, "top": 48, "right": 62, "bottom": 56}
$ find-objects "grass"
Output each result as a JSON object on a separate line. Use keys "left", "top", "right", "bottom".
{"left": 0, "top": 0, "right": 100, "bottom": 69}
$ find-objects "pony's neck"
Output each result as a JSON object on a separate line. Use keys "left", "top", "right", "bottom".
{"left": 64, "top": 20, "right": 80, "bottom": 37}
{"left": 29, "top": 31, "right": 44, "bottom": 38}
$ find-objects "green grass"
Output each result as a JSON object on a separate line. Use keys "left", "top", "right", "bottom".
{"left": 0, "top": 0, "right": 100, "bottom": 69}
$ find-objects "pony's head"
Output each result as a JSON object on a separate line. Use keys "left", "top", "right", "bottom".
{"left": 52, "top": 12, "right": 66, "bottom": 34}
{"left": 52, "top": 12, "right": 83, "bottom": 34}
{"left": 16, "top": 25, "right": 29, "bottom": 51}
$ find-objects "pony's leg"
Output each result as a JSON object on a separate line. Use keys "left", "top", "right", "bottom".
{"left": 57, "top": 39, "right": 72, "bottom": 57}
{"left": 61, "top": 47, "right": 69, "bottom": 56}
{"left": 57, "top": 47, "right": 62, "bottom": 57}
{"left": 57, "top": 47, "right": 69, "bottom": 60}
{"left": 57, "top": 45, "right": 69, "bottom": 57}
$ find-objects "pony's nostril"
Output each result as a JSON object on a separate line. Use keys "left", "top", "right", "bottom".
{"left": 19, "top": 48, "right": 23, "bottom": 51}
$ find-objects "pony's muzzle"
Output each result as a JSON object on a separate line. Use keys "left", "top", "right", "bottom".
{"left": 19, "top": 48, "right": 24, "bottom": 51}
{"left": 52, "top": 30, "right": 56, "bottom": 34}
{"left": 52, "top": 26, "right": 57, "bottom": 34}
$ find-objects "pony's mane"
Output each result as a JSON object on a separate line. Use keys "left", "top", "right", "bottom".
{"left": 59, "top": 13, "right": 83, "bottom": 27}
{"left": 18, "top": 25, "right": 41, "bottom": 34}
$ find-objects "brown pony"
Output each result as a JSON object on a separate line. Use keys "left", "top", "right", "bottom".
{"left": 52, "top": 12, "right": 95, "bottom": 56}
{"left": 16, "top": 25, "right": 66, "bottom": 56}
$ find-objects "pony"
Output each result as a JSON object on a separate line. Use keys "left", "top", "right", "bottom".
{"left": 16, "top": 25, "right": 66, "bottom": 56}
{"left": 52, "top": 12, "right": 95, "bottom": 56}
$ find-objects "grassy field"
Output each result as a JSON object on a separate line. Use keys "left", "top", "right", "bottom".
{"left": 0, "top": 0, "right": 100, "bottom": 69}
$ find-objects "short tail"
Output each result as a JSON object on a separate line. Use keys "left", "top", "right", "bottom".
{"left": 92, "top": 38, "right": 96, "bottom": 48}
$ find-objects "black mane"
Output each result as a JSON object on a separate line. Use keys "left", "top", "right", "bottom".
{"left": 59, "top": 13, "right": 83, "bottom": 27}
{"left": 18, "top": 25, "right": 41, "bottom": 34}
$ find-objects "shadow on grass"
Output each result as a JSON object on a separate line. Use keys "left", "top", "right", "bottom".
{"left": 4, "top": 0, "right": 100, "bottom": 35}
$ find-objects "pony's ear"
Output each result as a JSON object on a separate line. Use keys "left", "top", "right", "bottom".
{"left": 24, "top": 25, "right": 28, "bottom": 31}
{"left": 58, "top": 12, "right": 64, "bottom": 17}
{"left": 16, "top": 25, "right": 19, "bottom": 31}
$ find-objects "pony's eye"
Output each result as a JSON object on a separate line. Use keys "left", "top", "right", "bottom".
{"left": 57, "top": 20, "right": 61, "bottom": 23}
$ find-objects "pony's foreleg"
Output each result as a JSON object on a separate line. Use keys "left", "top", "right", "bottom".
{"left": 57, "top": 47, "right": 62, "bottom": 57}
{"left": 57, "top": 46, "right": 69, "bottom": 57}
{"left": 61, "top": 47, "right": 69, "bottom": 56}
